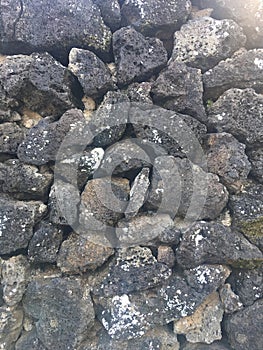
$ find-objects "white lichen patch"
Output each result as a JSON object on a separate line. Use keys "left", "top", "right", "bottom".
{"left": 254, "top": 57, "right": 263, "bottom": 69}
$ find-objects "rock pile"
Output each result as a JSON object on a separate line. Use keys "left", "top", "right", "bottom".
{"left": 0, "top": 1, "right": 262, "bottom": 349}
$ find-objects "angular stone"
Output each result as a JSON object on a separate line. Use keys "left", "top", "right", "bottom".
{"left": 197, "top": 0, "right": 263, "bottom": 48}
{"left": 28, "top": 223, "right": 63, "bottom": 263}
{"left": 0, "top": 196, "right": 47, "bottom": 255}
{"left": 157, "top": 245, "right": 176, "bottom": 268}
{"left": 181, "top": 341, "right": 230, "bottom": 350}
{"left": 247, "top": 147, "right": 263, "bottom": 183}
{"left": 219, "top": 283, "right": 243, "bottom": 314}
{"left": 207, "top": 89, "right": 263, "bottom": 147}
{"left": 121, "top": 0, "right": 191, "bottom": 37}
{"left": 151, "top": 61, "right": 207, "bottom": 123}
{"left": 174, "top": 292, "right": 224, "bottom": 344}
{"left": 113, "top": 27, "right": 167, "bottom": 86}
{"left": 228, "top": 266, "right": 263, "bottom": 306}
{"left": 0, "top": 305, "right": 23, "bottom": 350}
{"left": 94, "top": 246, "right": 171, "bottom": 296}
{"left": 1, "top": 255, "right": 29, "bottom": 306}
{"left": 57, "top": 233, "right": 114, "bottom": 273}
{"left": 0, "top": 159, "right": 53, "bottom": 199}
{"left": 229, "top": 183, "right": 263, "bottom": 250}
{"left": 204, "top": 133, "right": 251, "bottom": 193}
{"left": 125, "top": 168, "right": 150, "bottom": 218}
{"left": 176, "top": 221, "right": 263, "bottom": 269}
{"left": 0, "top": 122, "right": 24, "bottom": 155}
{"left": 203, "top": 49, "right": 263, "bottom": 100}
{"left": 171, "top": 17, "right": 246, "bottom": 72}
{"left": 0, "top": 0, "right": 112, "bottom": 61}
{"left": 225, "top": 299, "right": 263, "bottom": 350}
{"left": 18, "top": 109, "right": 86, "bottom": 166}
{"left": 125, "top": 82, "right": 153, "bottom": 104}
{"left": 0, "top": 53, "right": 82, "bottom": 117}
{"left": 23, "top": 277, "right": 95, "bottom": 350}
{"left": 15, "top": 328, "right": 47, "bottom": 350}
{"left": 68, "top": 48, "right": 114, "bottom": 98}
{"left": 94, "top": 0, "right": 121, "bottom": 31}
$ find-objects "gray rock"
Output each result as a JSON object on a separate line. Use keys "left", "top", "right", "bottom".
{"left": 125, "top": 168, "right": 150, "bottom": 218}
{"left": 181, "top": 341, "right": 230, "bottom": 350}
{"left": 23, "top": 277, "right": 95, "bottom": 350}
{"left": 125, "top": 82, "right": 153, "bottom": 104}
{"left": 151, "top": 61, "right": 207, "bottom": 123}
{"left": 28, "top": 223, "right": 63, "bottom": 263}
{"left": 68, "top": 48, "right": 114, "bottom": 98}
{"left": 176, "top": 221, "right": 263, "bottom": 269}
{"left": 0, "top": 305, "right": 23, "bottom": 350}
{"left": 0, "top": 196, "right": 47, "bottom": 255}
{"left": 15, "top": 329, "right": 47, "bottom": 350}
{"left": 121, "top": 0, "right": 191, "bottom": 37}
{"left": 113, "top": 27, "right": 167, "bottom": 86}
{"left": 204, "top": 133, "right": 251, "bottom": 193}
{"left": 18, "top": 109, "right": 86, "bottom": 165}
{"left": 174, "top": 291, "right": 224, "bottom": 344}
{"left": 0, "top": 122, "right": 24, "bottom": 155}
{"left": 0, "top": 159, "right": 53, "bottom": 199}
{"left": 197, "top": 0, "right": 263, "bottom": 48}
{"left": 94, "top": 0, "right": 121, "bottom": 31}
{"left": 203, "top": 49, "right": 263, "bottom": 100}
{"left": 229, "top": 183, "right": 263, "bottom": 251}
{"left": 57, "top": 232, "right": 114, "bottom": 273}
{"left": 0, "top": 0, "right": 112, "bottom": 62}
{"left": 94, "top": 246, "right": 171, "bottom": 296}
{"left": 171, "top": 17, "right": 246, "bottom": 71}
{"left": 0, "top": 53, "right": 82, "bottom": 117}
{"left": 157, "top": 246, "right": 176, "bottom": 268}
{"left": 1, "top": 255, "right": 29, "bottom": 306}
{"left": 225, "top": 299, "right": 263, "bottom": 350}
{"left": 247, "top": 147, "right": 263, "bottom": 183}
{"left": 207, "top": 89, "right": 263, "bottom": 147}
{"left": 219, "top": 283, "right": 243, "bottom": 314}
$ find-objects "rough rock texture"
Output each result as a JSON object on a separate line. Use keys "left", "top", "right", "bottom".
{"left": 247, "top": 147, "right": 263, "bottom": 184}
{"left": 225, "top": 299, "right": 263, "bottom": 350}
{"left": 0, "top": 0, "right": 112, "bottom": 61}
{"left": 203, "top": 50, "right": 263, "bottom": 100}
{"left": 15, "top": 328, "right": 47, "bottom": 350}
{"left": 23, "top": 277, "right": 95, "bottom": 350}
{"left": 0, "top": 305, "right": 24, "bottom": 350}
{"left": 113, "top": 27, "right": 168, "bottom": 86}
{"left": 0, "top": 196, "right": 47, "bottom": 254}
{"left": 181, "top": 341, "right": 230, "bottom": 350}
{"left": 121, "top": 0, "right": 191, "bottom": 37}
{"left": 219, "top": 283, "right": 243, "bottom": 314}
{"left": 229, "top": 183, "right": 263, "bottom": 250}
{"left": 0, "top": 122, "right": 24, "bottom": 155}
{"left": 151, "top": 61, "right": 207, "bottom": 123}
{"left": 68, "top": 48, "right": 114, "bottom": 98}
{"left": 0, "top": 53, "right": 82, "bottom": 117}
{"left": 204, "top": 133, "right": 251, "bottom": 193}
{"left": 176, "top": 221, "right": 263, "bottom": 269}
{"left": 125, "top": 81, "right": 153, "bottom": 104}
{"left": 171, "top": 17, "right": 246, "bottom": 71}
{"left": 94, "top": 0, "right": 121, "bottom": 31}
{"left": 207, "top": 89, "right": 263, "bottom": 147}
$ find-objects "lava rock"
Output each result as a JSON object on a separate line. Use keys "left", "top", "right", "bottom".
{"left": 125, "top": 82, "right": 153, "bottom": 104}
{"left": 0, "top": 53, "right": 82, "bottom": 117}
{"left": 28, "top": 223, "right": 63, "bottom": 263}
{"left": 121, "top": 0, "right": 191, "bottom": 37}
{"left": 68, "top": 48, "right": 114, "bottom": 98}
{"left": 197, "top": 0, "right": 263, "bottom": 48}
{"left": 0, "top": 196, "right": 47, "bottom": 255}
{"left": 94, "top": 0, "right": 121, "bottom": 31}
{"left": 171, "top": 17, "right": 246, "bottom": 72}
{"left": 15, "top": 328, "right": 47, "bottom": 350}
{"left": 0, "top": 0, "right": 112, "bottom": 61}
{"left": 157, "top": 246, "right": 176, "bottom": 268}
{"left": 0, "top": 305, "right": 23, "bottom": 350}
{"left": 113, "top": 27, "right": 167, "bottom": 86}
{"left": 1, "top": 255, "right": 29, "bottom": 306}
{"left": 57, "top": 232, "right": 114, "bottom": 273}
{"left": 219, "top": 283, "right": 243, "bottom": 314}
{"left": 203, "top": 49, "right": 263, "bottom": 100}
{"left": 229, "top": 183, "right": 263, "bottom": 250}
{"left": 207, "top": 88, "right": 263, "bottom": 147}
{"left": 0, "top": 122, "right": 24, "bottom": 155}
{"left": 204, "top": 133, "right": 251, "bottom": 193}
{"left": 228, "top": 266, "right": 263, "bottom": 306}
{"left": 225, "top": 299, "right": 263, "bottom": 350}
{"left": 0, "top": 159, "right": 53, "bottom": 199}
{"left": 94, "top": 246, "right": 171, "bottom": 296}
{"left": 23, "top": 277, "right": 95, "bottom": 350}
{"left": 181, "top": 341, "right": 230, "bottom": 350}
{"left": 18, "top": 109, "right": 86, "bottom": 165}
{"left": 151, "top": 61, "right": 207, "bottom": 123}
{"left": 176, "top": 221, "right": 263, "bottom": 269}
{"left": 247, "top": 147, "right": 263, "bottom": 183}
{"left": 174, "top": 291, "right": 224, "bottom": 344}
{"left": 125, "top": 168, "right": 150, "bottom": 218}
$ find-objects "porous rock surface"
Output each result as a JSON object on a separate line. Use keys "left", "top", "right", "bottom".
{"left": 0, "top": 1, "right": 262, "bottom": 350}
